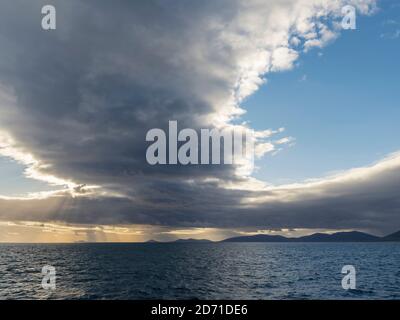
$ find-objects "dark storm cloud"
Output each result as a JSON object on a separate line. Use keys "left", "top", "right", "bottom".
{"left": 0, "top": 0, "right": 239, "bottom": 183}
{"left": 0, "top": 0, "right": 395, "bottom": 234}
{"left": 1, "top": 153, "right": 399, "bottom": 235}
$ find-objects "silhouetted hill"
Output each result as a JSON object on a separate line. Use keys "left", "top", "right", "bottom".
{"left": 222, "top": 231, "right": 388, "bottom": 242}
{"left": 221, "top": 234, "right": 290, "bottom": 242}
{"left": 297, "top": 231, "right": 380, "bottom": 242}
{"left": 173, "top": 238, "right": 213, "bottom": 243}
{"left": 382, "top": 231, "right": 400, "bottom": 241}
{"left": 148, "top": 231, "right": 400, "bottom": 243}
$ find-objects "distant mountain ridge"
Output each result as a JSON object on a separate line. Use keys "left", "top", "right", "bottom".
{"left": 146, "top": 238, "right": 212, "bottom": 243}
{"left": 221, "top": 234, "right": 289, "bottom": 243}
{"left": 173, "top": 238, "right": 212, "bottom": 243}
{"left": 147, "top": 230, "right": 400, "bottom": 243}
{"left": 222, "top": 231, "right": 395, "bottom": 243}
{"left": 382, "top": 231, "right": 400, "bottom": 242}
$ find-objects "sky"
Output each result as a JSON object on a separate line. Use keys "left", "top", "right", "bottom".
{"left": 245, "top": 0, "right": 400, "bottom": 184}
{"left": 0, "top": 0, "right": 399, "bottom": 242}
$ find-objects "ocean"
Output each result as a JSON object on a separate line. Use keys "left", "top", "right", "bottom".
{"left": 0, "top": 242, "right": 399, "bottom": 300}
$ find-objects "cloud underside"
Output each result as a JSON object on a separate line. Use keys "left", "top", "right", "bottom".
{"left": 1, "top": 151, "right": 399, "bottom": 235}
{"left": 1, "top": 0, "right": 398, "bottom": 235}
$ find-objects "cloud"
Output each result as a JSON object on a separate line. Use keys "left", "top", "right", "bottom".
{"left": 0, "top": 0, "right": 393, "bottom": 236}
{"left": 0, "top": 152, "right": 399, "bottom": 235}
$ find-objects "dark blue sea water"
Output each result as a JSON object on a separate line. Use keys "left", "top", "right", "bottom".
{"left": 0, "top": 243, "right": 399, "bottom": 300}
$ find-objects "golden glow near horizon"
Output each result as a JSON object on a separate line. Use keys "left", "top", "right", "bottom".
{"left": 0, "top": 221, "right": 352, "bottom": 243}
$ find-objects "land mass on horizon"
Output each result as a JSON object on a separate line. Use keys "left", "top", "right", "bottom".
{"left": 148, "top": 230, "right": 400, "bottom": 243}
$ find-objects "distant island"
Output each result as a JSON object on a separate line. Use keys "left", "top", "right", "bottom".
{"left": 173, "top": 238, "right": 213, "bottom": 243}
{"left": 148, "top": 230, "right": 400, "bottom": 243}
{"left": 146, "top": 238, "right": 213, "bottom": 243}
{"left": 222, "top": 230, "right": 400, "bottom": 242}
